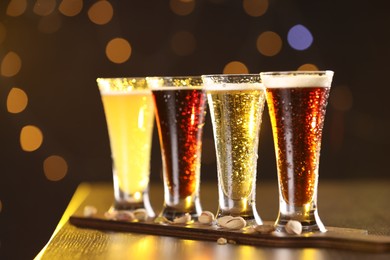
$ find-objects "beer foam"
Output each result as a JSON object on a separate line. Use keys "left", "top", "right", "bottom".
{"left": 260, "top": 71, "right": 333, "bottom": 88}
{"left": 204, "top": 83, "right": 264, "bottom": 91}
{"left": 97, "top": 78, "right": 151, "bottom": 94}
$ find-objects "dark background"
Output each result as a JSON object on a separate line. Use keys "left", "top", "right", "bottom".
{"left": 1, "top": 0, "right": 389, "bottom": 259}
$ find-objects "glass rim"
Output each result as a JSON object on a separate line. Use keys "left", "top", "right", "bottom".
{"left": 202, "top": 74, "right": 261, "bottom": 80}
{"left": 201, "top": 74, "right": 262, "bottom": 87}
{"left": 202, "top": 73, "right": 261, "bottom": 77}
{"left": 146, "top": 76, "right": 203, "bottom": 89}
{"left": 260, "top": 70, "right": 334, "bottom": 76}
{"left": 96, "top": 77, "right": 146, "bottom": 81}
{"left": 146, "top": 75, "right": 201, "bottom": 80}
{"left": 96, "top": 77, "right": 150, "bottom": 93}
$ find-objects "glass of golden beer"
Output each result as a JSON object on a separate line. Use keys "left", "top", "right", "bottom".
{"left": 202, "top": 74, "right": 265, "bottom": 226}
{"left": 97, "top": 77, "right": 155, "bottom": 218}
{"left": 147, "top": 76, "right": 207, "bottom": 221}
{"left": 260, "top": 71, "right": 334, "bottom": 233}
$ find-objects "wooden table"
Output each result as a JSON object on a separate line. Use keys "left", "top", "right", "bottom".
{"left": 35, "top": 180, "right": 390, "bottom": 259}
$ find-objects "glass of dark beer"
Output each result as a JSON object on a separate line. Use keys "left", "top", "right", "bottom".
{"left": 147, "top": 76, "right": 207, "bottom": 221}
{"left": 260, "top": 71, "right": 334, "bottom": 233}
{"left": 202, "top": 74, "right": 265, "bottom": 226}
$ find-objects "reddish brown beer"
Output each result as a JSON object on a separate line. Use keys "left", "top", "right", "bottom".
{"left": 149, "top": 76, "right": 206, "bottom": 220}
{"left": 153, "top": 88, "right": 207, "bottom": 198}
{"left": 261, "top": 70, "right": 333, "bottom": 233}
{"left": 266, "top": 86, "right": 330, "bottom": 205}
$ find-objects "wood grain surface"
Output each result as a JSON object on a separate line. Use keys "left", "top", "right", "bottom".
{"left": 69, "top": 215, "right": 390, "bottom": 253}
{"left": 36, "top": 181, "right": 390, "bottom": 259}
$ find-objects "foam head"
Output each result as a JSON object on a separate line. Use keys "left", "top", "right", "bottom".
{"left": 97, "top": 77, "right": 151, "bottom": 95}
{"left": 202, "top": 74, "right": 264, "bottom": 91}
{"left": 260, "top": 71, "right": 334, "bottom": 88}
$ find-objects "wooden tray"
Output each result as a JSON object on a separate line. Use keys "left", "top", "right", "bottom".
{"left": 69, "top": 214, "right": 390, "bottom": 253}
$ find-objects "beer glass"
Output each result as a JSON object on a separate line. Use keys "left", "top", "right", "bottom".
{"left": 147, "top": 76, "right": 207, "bottom": 221}
{"left": 202, "top": 74, "right": 265, "bottom": 226}
{"left": 97, "top": 77, "right": 155, "bottom": 218}
{"left": 260, "top": 71, "right": 334, "bottom": 233}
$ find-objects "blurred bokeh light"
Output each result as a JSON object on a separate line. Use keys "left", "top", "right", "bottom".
{"left": 59, "top": 0, "right": 83, "bottom": 17}
{"left": 287, "top": 24, "right": 313, "bottom": 51}
{"left": 243, "top": 0, "right": 268, "bottom": 17}
{"left": 88, "top": 0, "right": 113, "bottom": 25}
{"left": 105, "top": 37, "right": 132, "bottom": 63}
{"left": 33, "top": 0, "right": 57, "bottom": 16}
{"left": 6, "top": 0, "right": 27, "bottom": 17}
{"left": 1, "top": 51, "right": 22, "bottom": 77}
{"left": 170, "top": 0, "right": 196, "bottom": 16}
{"left": 256, "top": 31, "right": 282, "bottom": 57}
{"left": 298, "top": 63, "right": 319, "bottom": 71}
{"left": 6, "top": 87, "right": 28, "bottom": 114}
{"left": 223, "top": 61, "right": 249, "bottom": 74}
{"left": 20, "top": 125, "right": 44, "bottom": 152}
{"left": 43, "top": 155, "right": 69, "bottom": 181}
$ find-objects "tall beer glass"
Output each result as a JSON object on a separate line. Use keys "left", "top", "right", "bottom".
{"left": 97, "top": 77, "right": 155, "bottom": 217}
{"left": 260, "top": 71, "right": 334, "bottom": 233}
{"left": 202, "top": 74, "right": 265, "bottom": 226}
{"left": 147, "top": 76, "right": 207, "bottom": 221}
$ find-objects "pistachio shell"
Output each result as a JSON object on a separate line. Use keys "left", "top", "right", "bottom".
{"left": 255, "top": 224, "right": 275, "bottom": 234}
{"left": 285, "top": 220, "right": 302, "bottom": 235}
{"left": 223, "top": 217, "right": 246, "bottom": 230}
{"left": 198, "top": 211, "right": 215, "bottom": 225}
{"left": 216, "top": 216, "right": 234, "bottom": 226}
{"left": 104, "top": 210, "right": 135, "bottom": 221}
{"left": 133, "top": 208, "right": 148, "bottom": 222}
{"left": 83, "top": 205, "right": 97, "bottom": 217}
{"left": 217, "top": 237, "right": 227, "bottom": 245}
{"left": 173, "top": 213, "right": 192, "bottom": 224}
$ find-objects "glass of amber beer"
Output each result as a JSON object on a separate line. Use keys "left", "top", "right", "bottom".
{"left": 147, "top": 76, "right": 207, "bottom": 221}
{"left": 260, "top": 71, "right": 334, "bottom": 233}
{"left": 202, "top": 74, "right": 265, "bottom": 226}
{"left": 97, "top": 78, "right": 155, "bottom": 218}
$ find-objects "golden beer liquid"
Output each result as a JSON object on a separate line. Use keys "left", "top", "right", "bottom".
{"left": 101, "top": 91, "right": 154, "bottom": 195}
{"left": 266, "top": 87, "right": 330, "bottom": 206}
{"left": 208, "top": 89, "right": 265, "bottom": 200}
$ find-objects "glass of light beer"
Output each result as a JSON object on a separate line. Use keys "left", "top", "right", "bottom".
{"left": 97, "top": 77, "right": 155, "bottom": 218}
{"left": 202, "top": 74, "right": 265, "bottom": 226}
{"left": 260, "top": 71, "right": 334, "bottom": 233}
{"left": 147, "top": 76, "right": 207, "bottom": 221}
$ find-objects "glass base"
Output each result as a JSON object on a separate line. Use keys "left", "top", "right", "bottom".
{"left": 113, "top": 190, "right": 155, "bottom": 218}
{"left": 217, "top": 195, "right": 262, "bottom": 226}
{"left": 275, "top": 207, "right": 326, "bottom": 233}
{"left": 158, "top": 198, "right": 202, "bottom": 221}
